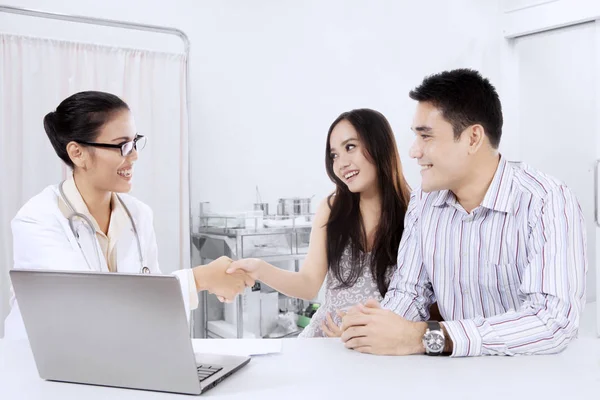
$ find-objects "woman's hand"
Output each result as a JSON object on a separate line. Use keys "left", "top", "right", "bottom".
{"left": 322, "top": 310, "right": 346, "bottom": 337}
{"left": 226, "top": 258, "right": 264, "bottom": 280}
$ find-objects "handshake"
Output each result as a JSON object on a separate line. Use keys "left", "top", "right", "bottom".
{"left": 191, "top": 256, "right": 260, "bottom": 302}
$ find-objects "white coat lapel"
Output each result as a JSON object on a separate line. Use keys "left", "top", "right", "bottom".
{"left": 116, "top": 225, "right": 141, "bottom": 273}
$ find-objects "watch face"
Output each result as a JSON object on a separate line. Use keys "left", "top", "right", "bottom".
{"left": 425, "top": 331, "right": 444, "bottom": 353}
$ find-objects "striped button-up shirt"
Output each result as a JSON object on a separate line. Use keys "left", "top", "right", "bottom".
{"left": 381, "top": 156, "right": 587, "bottom": 356}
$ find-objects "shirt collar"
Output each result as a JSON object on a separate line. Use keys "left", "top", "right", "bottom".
{"left": 431, "top": 155, "right": 515, "bottom": 214}
{"left": 432, "top": 189, "right": 456, "bottom": 208}
{"left": 480, "top": 155, "right": 515, "bottom": 214}
{"left": 59, "top": 176, "right": 128, "bottom": 235}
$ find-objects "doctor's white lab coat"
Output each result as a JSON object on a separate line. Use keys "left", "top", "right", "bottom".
{"left": 4, "top": 184, "right": 197, "bottom": 339}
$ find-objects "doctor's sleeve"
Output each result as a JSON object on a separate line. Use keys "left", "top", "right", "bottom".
{"left": 143, "top": 206, "right": 199, "bottom": 313}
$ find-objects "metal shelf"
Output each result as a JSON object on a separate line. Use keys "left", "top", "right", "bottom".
{"left": 191, "top": 220, "right": 312, "bottom": 338}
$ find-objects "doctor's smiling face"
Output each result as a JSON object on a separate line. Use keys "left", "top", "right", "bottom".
{"left": 44, "top": 91, "right": 145, "bottom": 194}
{"left": 76, "top": 109, "right": 141, "bottom": 194}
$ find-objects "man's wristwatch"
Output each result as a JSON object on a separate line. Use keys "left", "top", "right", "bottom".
{"left": 422, "top": 321, "right": 445, "bottom": 356}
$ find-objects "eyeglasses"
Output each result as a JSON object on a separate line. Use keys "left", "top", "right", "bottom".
{"left": 78, "top": 134, "right": 147, "bottom": 157}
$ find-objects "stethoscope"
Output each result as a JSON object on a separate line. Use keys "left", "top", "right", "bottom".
{"left": 59, "top": 181, "right": 150, "bottom": 274}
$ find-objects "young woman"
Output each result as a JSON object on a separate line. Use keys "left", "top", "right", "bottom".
{"left": 4, "top": 91, "right": 253, "bottom": 339}
{"left": 226, "top": 108, "right": 411, "bottom": 337}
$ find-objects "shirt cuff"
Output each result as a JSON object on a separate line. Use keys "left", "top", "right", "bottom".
{"left": 442, "top": 319, "right": 483, "bottom": 357}
{"left": 172, "top": 269, "right": 199, "bottom": 312}
{"left": 185, "top": 269, "right": 199, "bottom": 310}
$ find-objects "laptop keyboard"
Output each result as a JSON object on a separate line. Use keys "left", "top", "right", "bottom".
{"left": 197, "top": 365, "right": 223, "bottom": 382}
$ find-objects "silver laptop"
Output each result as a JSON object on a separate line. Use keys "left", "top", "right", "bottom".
{"left": 10, "top": 269, "right": 250, "bottom": 395}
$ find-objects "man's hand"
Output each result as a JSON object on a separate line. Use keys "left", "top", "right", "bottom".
{"left": 340, "top": 299, "right": 427, "bottom": 355}
{"left": 193, "top": 256, "right": 255, "bottom": 302}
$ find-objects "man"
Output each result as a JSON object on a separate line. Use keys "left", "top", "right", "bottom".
{"left": 341, "top": 69, "right": 587, "bottom": 357}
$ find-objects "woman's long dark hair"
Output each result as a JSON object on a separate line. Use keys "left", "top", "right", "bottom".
{"left": 325, "top": 108, "right": 411, "bottom": 297}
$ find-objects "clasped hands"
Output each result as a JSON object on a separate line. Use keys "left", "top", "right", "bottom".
{"left": 192, "top": 256, "right": 255, "bottom": 303}
{"left": 324, "top": 299, "right": 428, "bottom": 356}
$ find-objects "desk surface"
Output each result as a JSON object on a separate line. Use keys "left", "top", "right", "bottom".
{"left": 2, "top": 304, "right": 599, "bottom": 400}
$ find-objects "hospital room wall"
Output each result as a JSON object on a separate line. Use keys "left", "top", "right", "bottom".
{"left": 0, "top": 0, "right": 508, "bottom": 334}
{"left": 0, "top": 0, "right": 508, "bottom": 212}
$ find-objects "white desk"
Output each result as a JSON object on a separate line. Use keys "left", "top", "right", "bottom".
{"left": 1, "top": 303, "right": 599, "bottom": 399}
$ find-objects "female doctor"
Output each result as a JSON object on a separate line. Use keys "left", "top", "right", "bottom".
{"left": 4, "top": 91, "right": 254, "bottom": 339}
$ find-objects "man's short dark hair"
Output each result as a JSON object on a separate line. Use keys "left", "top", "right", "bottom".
{"left": 409, "top": 68, "right": 503, "bottom": 148}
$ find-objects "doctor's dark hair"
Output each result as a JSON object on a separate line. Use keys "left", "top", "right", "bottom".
{"left": 43, "top": 91, "right": 130, "bottom": 168}
{"left": 409, "top": 68, "right": 503, "bottom": 148}
{"left": 324, "top": 108, "right": 411, "bottom": 297}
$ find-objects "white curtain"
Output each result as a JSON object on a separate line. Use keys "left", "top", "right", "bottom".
{"left": 0, "top": 34, "right": 190, "bottom": 336}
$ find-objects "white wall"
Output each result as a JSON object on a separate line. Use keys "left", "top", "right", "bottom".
{"left": 0, "top": 0, "right": 507, "bottom": 214}
{"left": 1, "top": 0, "right": 596, "bottom": 333}
{"left": 502, "top": 0, "right": 600, "bottom": 38}
{"left": 0, "top": 0, "right": 507, "bottom": 333}
{"left": 187, "top": 0, "right": 506, "bottom": 217}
